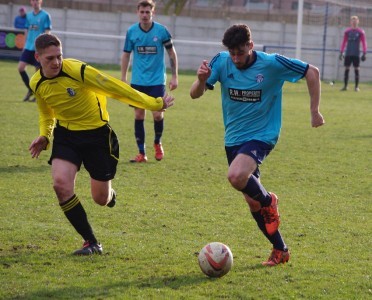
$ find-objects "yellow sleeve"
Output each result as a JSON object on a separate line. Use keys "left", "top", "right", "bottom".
{"left": 83, "top": 65, "right": 164, "bottom": 111}
{"left": 36, "top": 94, "right": 56, "bottom": 149}
{"left": 29, "top": 71, "right": 55, "bottom": 150}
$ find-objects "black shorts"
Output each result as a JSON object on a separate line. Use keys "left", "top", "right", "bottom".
{"left": 344, "top": 56, "right": 360, "bottom": 68}
{"left": 49, "top": 124, "right": 119, "bottom": 181}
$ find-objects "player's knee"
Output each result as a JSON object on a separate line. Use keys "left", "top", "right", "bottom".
{"left": 134, "top": 108, "right": 146, "bottom": 119}
{"left": 227, "top": 171, "right": 246, "bottom": 190}
{"left": 92, "top": 190, "right": 110, "bottom": 206}
{"left": 152, "top": 111, "right": 163, "bottom": 121}
{"left": 53, "top": 178, "right": 72, "bottom": 202}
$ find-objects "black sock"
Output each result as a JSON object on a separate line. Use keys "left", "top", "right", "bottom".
{"left": 19, "top": 71, "right": 31, "bottom": 90}
{"left": 251, "top": 211, "right": 287, "bottom": 251}
{"left": 344, "top": 69, "right": 349, "bottom": 87}
{"left": 154, "top": 119, "right": 164, "bottom": 144}
{"left": 355, "top": 69, "right": 359, "bottom": 88}
{"left": 134, "top": 119, "right": 145, "bottom": 154}
{"left": 240, "top": 175, "right": 272, "bottom": 207}
{"left": 60, "top": 195, "right": 97, "bottom": 244}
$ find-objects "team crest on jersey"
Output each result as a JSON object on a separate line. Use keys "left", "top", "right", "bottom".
{"left": 153, "top": 36, "right": 158, "bottom": 42}
{"left": 67, "top": 88, "right": 76, "bottom": 96}
{"left": 256, "top": 74, "right": 264, "bottom": 83}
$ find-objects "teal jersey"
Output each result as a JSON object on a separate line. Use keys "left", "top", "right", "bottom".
{"left": 207, "top": 51, "right": 308, "bottom": 147}
{"left": 25, "top": 9, "right": 52, "bottom": 50}
{"left": 123, "top": 22, "right": 172, "bottom": 85}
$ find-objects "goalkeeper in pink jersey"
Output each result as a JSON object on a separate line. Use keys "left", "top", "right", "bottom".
{"left": 339, "top": 16, "right": 368, "bottom": 92}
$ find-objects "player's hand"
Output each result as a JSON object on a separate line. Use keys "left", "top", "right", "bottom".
{"left": 197, "top": 60, "right": 211, "bottom": 82}
{"left": 29, "top": 136, "right": 48, "bottom": 158}
{"left": 361, "top": 53, "right": 366, "bottom": 61}
{"left": 161, "top": 93, "right": 175, "bottom": 110}
{"left": 311, "top": 111, "right": 325, "bottom": 128}
{"left": 169, "top": 77, "right": 178, "bottom": 91}
{"left": 339, "top": 53, "right": 344, "bottom": 61}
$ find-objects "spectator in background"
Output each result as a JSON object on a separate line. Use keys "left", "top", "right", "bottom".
{"left": 121, "top": 0, "right": 178, "bottom": 163}
{"left": 18, "top": 0, "right": 52, "bottom": 102}
{"left": 339, "top": 16, "right": 368, "bottom": 92}
{"left": 14, "top": 6, "right": 27, "bottom": 29}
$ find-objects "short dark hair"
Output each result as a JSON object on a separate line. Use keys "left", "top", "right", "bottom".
{"left": 222, "top": 24, "right": 252, "bottom": 49}
{"left": 137, "top": 0, "right": 155, "bottom": 10}
{"left": 35, "top": 33, "right": 61, "bottom": 53}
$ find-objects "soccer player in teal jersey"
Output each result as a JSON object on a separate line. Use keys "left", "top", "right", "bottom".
{"left": 121, "top": 0, "right": 178, "bottom": 163}
{"left": 18, "top": 0, "right": 51, "bottom": 102}
{"left": 339, "top": 16, "right": 368, "bottom": 92}
{"left": 190, "top": 24, "right": 325, "bottom": 266}
{"left": 29, "top": 33, "right": 174, "bottom": 255}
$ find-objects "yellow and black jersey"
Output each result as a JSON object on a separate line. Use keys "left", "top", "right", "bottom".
{"left": 29, "top": 58, "right": 164, "bottom": 141}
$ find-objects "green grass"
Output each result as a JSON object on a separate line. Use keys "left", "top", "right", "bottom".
{"left": 0, "top": 59, "right": 371, "bottom": 299}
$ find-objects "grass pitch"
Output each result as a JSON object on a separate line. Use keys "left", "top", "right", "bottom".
{"left": 0, "top": 59, "right": 371, "bottom": 299}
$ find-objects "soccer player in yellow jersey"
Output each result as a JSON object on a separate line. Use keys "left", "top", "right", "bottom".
{"left": 28, "top": 33, "right": 174, "bottom": 255}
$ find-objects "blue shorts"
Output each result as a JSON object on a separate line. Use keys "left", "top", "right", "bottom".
{"left": 225, "top": 140, "right": 273, "bottom": 178}
{"left": 131, "top": 84, "right": 166, "bottom": 98}
{"left": 19, "top": 49, "right": 40, "bottom": 67}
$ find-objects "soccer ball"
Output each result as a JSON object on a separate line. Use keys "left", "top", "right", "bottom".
{"left": 198, "top": 242, "right": 233, "bottom": 278}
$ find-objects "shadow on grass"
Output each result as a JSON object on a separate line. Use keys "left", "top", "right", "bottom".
{"left": 2, "top": 249, "right": 273, "bottom": 299}
{"left": 10, "top": 274, "right": 211, "bottom": 299}
{"left": 0, "top": 164, "right": 49, "bottom": 174}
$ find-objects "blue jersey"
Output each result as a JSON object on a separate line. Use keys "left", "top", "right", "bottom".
{"left": 25, "top": 9, "right": 52, "bottom": 51}
{"left": 207, "top": 51, "right": 308, "bottom": 147}
{"left": 123, "top": 22, "right": 172, "bottom": 86}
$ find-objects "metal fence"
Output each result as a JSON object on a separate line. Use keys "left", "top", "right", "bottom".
{"left": 2, "top": 0, "right": 372, "bottom": 27}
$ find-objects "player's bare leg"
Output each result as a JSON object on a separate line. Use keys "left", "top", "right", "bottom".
{"left": 90, "top": 178, "right": 116, "bottom": 207}
{"left": 52, "top": 158, "right": 102, "bottom": 255}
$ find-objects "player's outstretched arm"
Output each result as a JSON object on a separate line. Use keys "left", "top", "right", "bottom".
{"left": 305, "top": 64, "right": 325, "bottom": 128}
{"left": 190, "top": 60, "right": 211, "bottom": 99}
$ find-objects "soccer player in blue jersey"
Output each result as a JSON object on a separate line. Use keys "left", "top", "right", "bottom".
{"left": 18, "top": 0, "right": 51, "bottom": 102}
{"left": 190, "top": 24, "right": 325, "bottom": 266}
{"left": 29, "top": 33, "right": 174, "bottom": 255}
{"left": 121, "top": 0, "right": 178, "bottom": 163}
{"left": 339, "top": 16, "right": 368, "bottom": 92}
